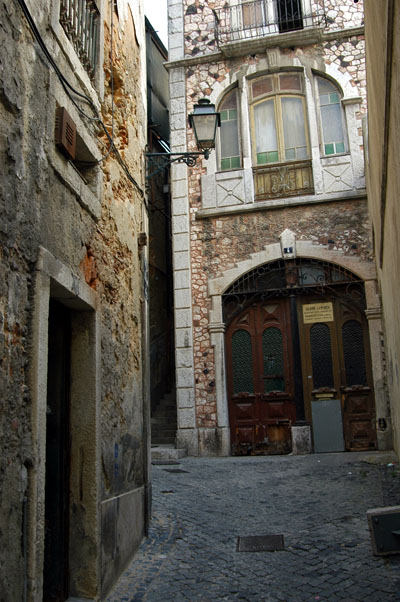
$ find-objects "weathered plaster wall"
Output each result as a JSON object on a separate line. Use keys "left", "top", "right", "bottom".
{"left": 365, "top": 0, "right": 400, "bottom": 457}
{"left": 0, "top": 0, "right": 148, "bottom": 599}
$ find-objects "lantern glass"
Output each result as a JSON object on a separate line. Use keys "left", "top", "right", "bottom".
{"left": 189, "top": 99, "right": 221, "bottom": 150}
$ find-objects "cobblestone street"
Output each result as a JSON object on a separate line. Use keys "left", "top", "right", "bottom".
{"left": 107, "top": 453, "right": 400, "bottom": 602}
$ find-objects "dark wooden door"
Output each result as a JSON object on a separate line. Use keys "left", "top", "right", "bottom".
{"left": 300, "top": 297, "right": 376, "bottom": 451}
{"left": 43, "top": 300, "right": 71, "bottom": 602}
{"left": 226, "top": 300, "right": 296, "bottom": 455}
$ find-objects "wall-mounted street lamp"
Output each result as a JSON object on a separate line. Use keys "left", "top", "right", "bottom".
{"left": 146, "top": 99, "right": 221, "bottom": 181}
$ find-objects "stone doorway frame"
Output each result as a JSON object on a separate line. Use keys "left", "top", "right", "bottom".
{"left": 208, "top": 241, "right": 392, "bottom": 456}
{"left": 28, "top": 247, "right": 100, "bottom": 601}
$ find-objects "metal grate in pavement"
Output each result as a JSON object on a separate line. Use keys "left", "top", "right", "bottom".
{"left": 162, "top": 468, "right": 189, "bottom": 473}
{"left": 237, "top": 534, "right": 284, "bottom": 552}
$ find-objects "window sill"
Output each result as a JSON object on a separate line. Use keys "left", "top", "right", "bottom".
{"left": 49, "top": 151, "right": 102, "bottom": 221}
{"left": 196, "top": 189, "right": 367, "bottom": 220}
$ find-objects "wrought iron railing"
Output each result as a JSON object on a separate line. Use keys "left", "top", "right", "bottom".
{"left": 253, "top": 159, "right": 314, "bottom": 201}
{"left": 213, "top": 1, "right": 326, "bottom": 46}
{"left": 60, "top": 0, "right": 100, "bottom": 78}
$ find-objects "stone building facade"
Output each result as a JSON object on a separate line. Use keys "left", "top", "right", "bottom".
{"left": 0, "top": 0, "right": 149, "bottom": 600}
{"left": 365, "top": 0, "right": 400, "bottom": 457}
{"left": 167, "top": 0, "right": 393, "bottom": 456}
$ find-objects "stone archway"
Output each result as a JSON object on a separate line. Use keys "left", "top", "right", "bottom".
{"left": 208, "top": 242, "right": 392, "bottom": 455}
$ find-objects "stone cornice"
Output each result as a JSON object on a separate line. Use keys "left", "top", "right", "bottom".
{"left": 195, "top": 189, "right": 367, "bottom": 220}
{"left": 165, "top": 26, "right": 365, "bottom": 70}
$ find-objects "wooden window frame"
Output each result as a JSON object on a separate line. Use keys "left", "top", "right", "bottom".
{"left": 249, "top": 73, "right": 311, "bottom": 166}
{"left": 217, "top": 88, "right": 242, "bottom": 172}
{"left": 315, "top": 75, "right": 348, "bottom": 157}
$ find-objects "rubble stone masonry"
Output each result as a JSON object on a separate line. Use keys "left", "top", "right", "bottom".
{"left": 168, "top": 1, "right": 380, "bottom": 454}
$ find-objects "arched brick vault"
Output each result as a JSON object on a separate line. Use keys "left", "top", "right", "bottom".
{"left": 205, "top": 241, "right": 392, "bottom": 455}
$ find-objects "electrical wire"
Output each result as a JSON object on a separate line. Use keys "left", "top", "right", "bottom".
{"left": 15, "top": 0, "right": 145, "bottom": 201}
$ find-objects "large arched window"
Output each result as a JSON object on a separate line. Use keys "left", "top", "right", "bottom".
{"left": 249, "top": 72, "right": 310, "bottom": 166}
{"left": 218, "top": 88, "right": 241, "bottom": 171}
{"left": 316, "top": 76, "right": 347, "bottom": 156}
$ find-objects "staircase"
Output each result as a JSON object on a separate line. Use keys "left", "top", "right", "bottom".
{"left": 151, "top": 392, "right": 186, "bottom": 460}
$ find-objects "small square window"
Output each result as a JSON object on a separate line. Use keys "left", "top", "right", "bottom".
{"left": 220, "top": 110, "right": 229, "bottom": 121}
{"left": 231, "top": 156, "right": 241, "bottom": 169}
{"left": 221, "top": 158, "right": 231, "bottom": 170}
{"left": 335, "top": 141, "right": 345, "bottom": 153}
{"left": 324, "top": 143, "right": 335, "bottom": 155}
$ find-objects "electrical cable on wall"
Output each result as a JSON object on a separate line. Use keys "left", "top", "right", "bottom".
{"left": 15, "top": 0, "right": 147, "bottom": 204}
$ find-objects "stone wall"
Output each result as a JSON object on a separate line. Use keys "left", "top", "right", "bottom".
{"left": 0, "top": 0, "right": 148, "bottom": 599}
{"left": 365, "top": 0, "right": 400, "bottom": 457}
{"left": 168, "top": 0, "right": 381, "bottom": 455}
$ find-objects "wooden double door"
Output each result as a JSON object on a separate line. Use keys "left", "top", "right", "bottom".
{"left": 226, "top": 295, "right": 376, "bottom": 455}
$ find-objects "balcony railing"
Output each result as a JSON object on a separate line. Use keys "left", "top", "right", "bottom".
{"left": 213, "top": 1, "right": 326, "bottom": 46}
{"left": 253, "top": 160, "right": 314, "bottom": 201}
{"left": 60, "top": 0, "right": 100, "bottom": 78}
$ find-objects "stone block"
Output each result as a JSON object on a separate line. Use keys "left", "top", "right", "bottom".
{"left": 174, "top": 288, "right": 191, "bottom": 309}
{"left": 173, "top": 250, "right": 190, "bottom": 271}
{"left": 174, "top": 269, "right": 191, "bottom": 291}
{"left": 176, "top": 428, "right": 199, "bottom": 455}
{"left": 291, "top": 425, "right": 312, "bottom": 455}
{"left": 173, "top": 232, "right": 190, "bottom": 253}
{"left": 175, "top": 308, "right": 191, "bottom": 329}
{"left": 175, "top": 327, "right": 192, "bottom": 349}
{"left": 177, "top": 407, "right": 196, "bottom": 429}
{"left": 177, "top": 387, "right": 195, "bottom": 408}
{"left": 172, "top": 215, "right": 188, "bottom": 235}
{"left": 175, "top": 347, "right": 193, "bottom": 368}
{"left": 176, "top": 366, "right": 194, "bottom": 388}
{"left": 172, "top": 197, "right": 189, "bottom": 216}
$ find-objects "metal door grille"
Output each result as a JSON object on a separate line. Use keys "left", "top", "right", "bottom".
{"left": 342, "top": 320, "right": 367, "bottom": 386}
{"left": 232, "top": 330, "right": 254, "bottom": 394}
{"left": 310, "top": 323, "right": 334, "bottom": 389}
{"left": 263, "top": 327, "right": 284, "bottom": 392}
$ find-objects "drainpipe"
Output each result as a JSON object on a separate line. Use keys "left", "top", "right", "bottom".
{"left": 139, "top": 222, "right": 151, "bottom": 535}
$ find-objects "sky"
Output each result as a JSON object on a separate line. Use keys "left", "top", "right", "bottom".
{"left": 144, "top": 0, "right": 168, "bottom": 48}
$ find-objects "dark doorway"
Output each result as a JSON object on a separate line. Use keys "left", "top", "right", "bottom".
{"left": 43, "top": 299, "right": 71, "bottom": 602}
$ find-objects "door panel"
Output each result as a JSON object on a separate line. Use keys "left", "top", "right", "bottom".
{"left": 227, "top": 300, "right": 295, "bottom": 455}
{"left": 299, "top": 296, "right": 376, "bottom": 452}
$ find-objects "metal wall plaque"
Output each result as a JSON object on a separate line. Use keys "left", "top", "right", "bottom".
{"left": 237, "top": 534, "right": 284, "bottom": 552}
{"left": 303, "top": 302, "right": 334, "bottom": 323}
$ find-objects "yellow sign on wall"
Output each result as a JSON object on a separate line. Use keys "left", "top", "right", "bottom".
{"left": 302, "top": 302, "right": 334, "bottom": 324}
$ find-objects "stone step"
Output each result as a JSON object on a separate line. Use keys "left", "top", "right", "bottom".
{"left": 151, "top": 445, "right": 187, "bottom": 461}
{"left": 151, "top": 411, "right": 177, "bottom": 420}
{"left": 151, "top": 431, "right": 176, "bottom": 443}
{"left": 152, "top": 436, "right": 177, "bottom": 445}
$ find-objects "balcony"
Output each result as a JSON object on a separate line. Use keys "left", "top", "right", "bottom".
{"left": 253, "top": 160, "right": 314, "bottom": 201}
{"left": 213, "top": 0, "right": 326, "bottom": 47}
{"left": 60, "top": 0, "right": 100, "bottom": 78}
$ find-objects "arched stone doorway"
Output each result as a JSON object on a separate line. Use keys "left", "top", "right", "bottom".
{"left": 224, "top": 258, "right": 376, "bottom": 455}
{"left": 207, "top": 243, "right": 392, "bottom": 456}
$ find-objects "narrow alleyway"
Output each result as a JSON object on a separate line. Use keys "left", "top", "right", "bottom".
{"left": 107, "top": 453, "right": 400, "bottom": 602}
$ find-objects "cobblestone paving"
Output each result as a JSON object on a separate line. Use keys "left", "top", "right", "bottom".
{"left": 107, "top": 453, "right": 400, "bottom": 602}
